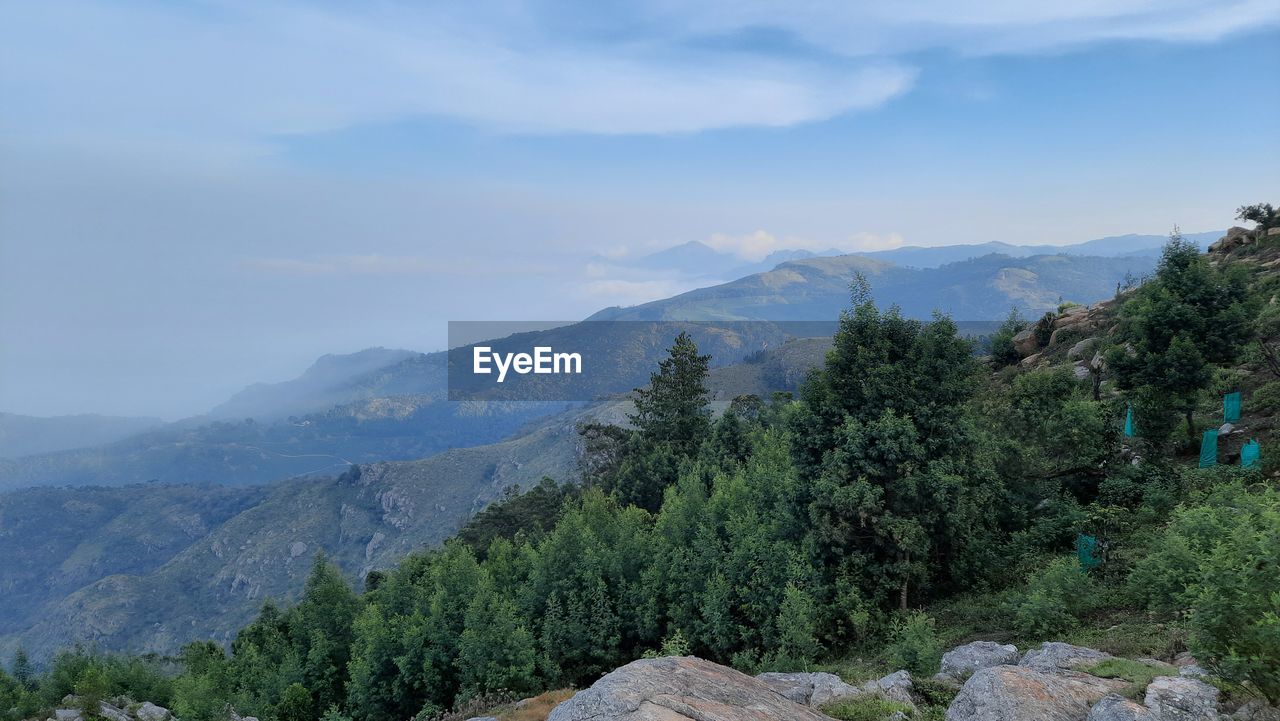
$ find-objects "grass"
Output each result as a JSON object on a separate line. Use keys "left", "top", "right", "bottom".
{"left": 497, "top": 689, "right": 576, "bottom": 721}
{"left": 822, "top": 696, "right": 916, "bottom": 721}
{"left": 1084, "top": 658, "right": 1177, "bottom": 700}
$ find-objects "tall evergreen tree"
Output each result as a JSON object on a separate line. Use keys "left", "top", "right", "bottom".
{"left": 1107, "top": 233, "right": 1251, "bottom": 442}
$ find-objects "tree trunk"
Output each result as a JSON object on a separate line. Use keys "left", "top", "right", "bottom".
{"left": 1186, "top": 408, "right": 1196, "bottom": 442}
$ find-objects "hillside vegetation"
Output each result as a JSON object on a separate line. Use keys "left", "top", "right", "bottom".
{"left": 4, "top": 214, "right": 1279, "bottom": 721}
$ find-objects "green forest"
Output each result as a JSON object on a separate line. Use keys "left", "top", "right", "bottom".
{"left": 4, "top": 231, "right": 1279, "bottom": 721}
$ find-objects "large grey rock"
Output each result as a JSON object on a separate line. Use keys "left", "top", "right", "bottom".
{"left": 1232, "top": 699, "right": 1280, "bottom": 721}
{"left": 547, "top": 656, "right": 833, "bottom": 721}
{"left": 862, "top": 670, "right": 915, "bottom": 708}
{"left": 136, "top": 703, "right": 173, "bottom": 721}
{"left": 945, "top": 665, "right": 1125, "bottom": 721}
{"left": 53, "top": 710, "right": 82, "bottom": 721}
{"left": 937, "top": 641, "right": 1021, "bottom": 682}
{"left": 1069, "top": 338, "right": 1098, "bottom": 361}
{"left": 1085, "top": 676, "right": 1220, "bottom": 721}
{"left": 97, "top": 703, "right": 130, "bottom": 721}
{"left": 1020, "top": 642, "right": 1113, "bottom": 672}
{"left": 1145, "top": 676, "right": 1219, "bottom": 721}
{"left": 1089, "top": 695, "right": 1149, "bottom": 721}
{"left": 756, "top": 671, "right": 861, "bottom": 706}
{"left": 464, "top": 717, "right": 498, "bottom": 721}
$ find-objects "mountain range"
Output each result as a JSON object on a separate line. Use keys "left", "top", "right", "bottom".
{"left": 0, "top": 234, "right": 1207, "bottom": 661}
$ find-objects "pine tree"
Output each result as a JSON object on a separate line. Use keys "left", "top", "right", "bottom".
{"left": 628, "top": 331, "right": 711, "bottom": 456}
{"left": 10, "top": 647, "right": 33, "bottom": 691}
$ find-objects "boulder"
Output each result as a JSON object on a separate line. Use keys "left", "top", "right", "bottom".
{"left": 1090, "top": 350, "right": 1106, "bottom": 372}
{"left": 1069, "top": 338, "right": 1098, "bottom": 361}
{"left": 464, "top": 717, "right": 498, "bottom": 721}
{"left": 1013, "top": 329, "right": 1040, "bottom": 357}
{"left": 862, "top": 670, "right": 915, "bottom": 708}
{"left": 1021, "top": 352, "right": 1044, "bottom": 368}
{"left": 1145, "top": 676, "right": 1219, "bottom": 721}
{"left": 1232, "top": 699, "right": 1280, "bottom": 721}
{"left": 53, "top": 711, "right": 82, "bottom": 721}
{"left": 1269, "top": 227, "right": 1280, "bottom": 237}
{"left": 97, "top": 703, "right": 130, "bottom": 721}
{"left": 1020, "top": 642, "right": 1113, "bottom": 672}
{"left": 1088, "top": 695, "right": 1149, "bottom": 721}
{"left": 1074, "top": 363, "right": 1092, "bottom": 380}
{"left": 945, "top": 665, "right": 1125, "bottom": 721}
{"left": 136, "top": 703, "right": 173, "bottom": 721}
{"left": 936, "top": 641, "right": 1020, "bottom": 683}
{"left": 756, "top": 671, "right": 861, "bottom": 707}
{"left": 547, "top": 656, "right": 833, "bottom": 721}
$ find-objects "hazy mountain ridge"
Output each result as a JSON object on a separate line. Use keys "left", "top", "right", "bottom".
{"left": 0, "top": 413, "right": 165, "bottom": 458}
{"left": 591, "top": 252, "right": 1157, "bottom": 321}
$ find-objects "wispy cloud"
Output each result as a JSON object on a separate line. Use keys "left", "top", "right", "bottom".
{"left": 5, "top": 0, "right": 1272, "bottom": 149}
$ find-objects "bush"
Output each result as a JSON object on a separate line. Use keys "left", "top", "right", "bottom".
{"left": 1011, "top": 557, "right": 1098, "bottom": 637}
{"left": 1187, "top": 486, "right": 1280, "bottom": 701}
{"left": 884, "top": 612, "right": 942, "bottom": 676}
{"left": 1252, "top": 381, "right": 1280, "bottom": 414}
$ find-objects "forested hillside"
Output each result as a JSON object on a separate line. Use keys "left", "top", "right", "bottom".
{"left": 4, "top": 214, "right": 1276, "bottom": 721}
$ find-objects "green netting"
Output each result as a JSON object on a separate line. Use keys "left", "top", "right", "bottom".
{"left": 1199, "top": 429, "right": 1218, "bottom": 468}
{"left": 1124, "top": 405, "right": 1135, "bottom": 438}
{"left": 1224, "top": 392, "right": 1242, "bottom": 423}
{"left": 1076, "top": 534, "right": 1102, "bottom": 571}
{"left": 1242, "top": 440, "right": 1261, "bottom": 469}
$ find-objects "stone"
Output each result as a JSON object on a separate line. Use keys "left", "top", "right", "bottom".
{"left": 547, "top": 656, "right": 834, "bottom": 721}
{"left": 862, "top": 670, "right": 915, "bottom": 708}
{"left": 1232, "top": 699, "right": 1280, "bottom": 721}
{"left": 53, "top": 711, "right": 82, "bottom": 721}
{"left": 1013, "top": 329, "right": 1040, "bottom": 357}
{"left": 1269, "top": 227, "right": 1280, "bottom": 237}
{"left": 97, "top": 703, "right": 130, "bottom": 721}
{"left": 1088, "top": 695, "right": 1149, "bottom": 721}
{"left": 1021, "top": 352, "right": 1044, "bottom": 368}
{"left": 1020, "top": 642, "right": 1113, "bottom": 672}
{"left": 1145, "top": 676, "right": 1219, "bottom": 721}
{"left": 1074, "top": 363, "right": 1092, "bottom": 380}
{"left": 936, "top": 641, "right": 1021, "bottom": 683}
{"left": 1069, "top": 338, "right": 1098, "bottom": 361}
{"left": 289, "top": 541, "right": 308, "bottom": 558}
{"left": 756, "top": 671, "right": 861, "bottom": 707}
{"left": 464, "top": 717, "right": 498, "bottom": 721}
{"left": 1219, "top": 423, "right": 1234, "bottom": 435}
{"left": 944, "top": 665, "right": 1125, "bottom": 721}
{"left": 1180, "top": 664, "right": 1210, "bottom": 679}
{"left": 1091, "top": 350, "right": 1106, "bottom": 372}
{"left": 136, "top": 703, "right": 173, "bottom": 721}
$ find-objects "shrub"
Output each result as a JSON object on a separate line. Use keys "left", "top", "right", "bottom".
{"left": 1187, "top": 487, "right": 1280, "bottom": 701}
{"left": 1252, "top": 381, "right": 1280, "bottom": 414}
{"left": 884, "top": 612, "right": 942, "bottom": 676}
{"left": 1011, "top": 557, "right": 1098, "bottom": 637}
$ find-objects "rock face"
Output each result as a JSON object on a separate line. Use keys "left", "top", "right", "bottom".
{"left": 936, "top": 641, "right": 1021, "bottom": 682}
{"left": 1144, "top": 676, "right": 1219, "bottom": 721}
{"left": 136, "top": 703, "right": 173, "bottom": 721}
{"left": 1020, "top": 642, "right": 1113, "bottom": 672}
{"left": 756, "top": 671, "right": 861, "bottom": 707}
{"left": 945, "top": 665, "right": 1126, "bottom": 721}
{"left": 865, "top": 670, "right": 915, "bottom": 707}
{"left": 547, "top": 656, "right": 834, "bottom": 721}
{"left": 1013, "top": 329, "right": 1040, "bottom": 357}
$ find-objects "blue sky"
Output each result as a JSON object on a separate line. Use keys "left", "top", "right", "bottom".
{"left": 2, "top": 1, "right": 1279, "bottom": 418}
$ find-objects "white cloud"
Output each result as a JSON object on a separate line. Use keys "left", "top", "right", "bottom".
{"left": 5, "top": 0, "right": 1272, "bottom": 148}
{"left": 704, "top": 229, "right": 908, "bottom": 259}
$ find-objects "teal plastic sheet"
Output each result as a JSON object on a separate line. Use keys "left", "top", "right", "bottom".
{"left": 1242, "top": 440, "right": 1261, "bottom": 469}
{"left": 1124, "top": 405, "right": 1135, "bottom": 438}
{"left": 1076, "top": 534, "right": 1102, "bottom": 571}
{"left": 1199, "top": 429, "right": 1218, "bottom": 468}
{"left": 1224, "top": 392, "right": 1241, "bottom": 423}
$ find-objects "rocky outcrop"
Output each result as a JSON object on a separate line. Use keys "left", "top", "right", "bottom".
{"left": 945, "top": 665, "right": 1126, "bottom": 721}
{"left": 1013, "top": 329, "right": 1040, "bottom": 357}
{"left": 936, "top": 641, "right": 1021, "bottom": 683}
{"left": 547, "top": 656, "right": 833, "bottom": 721}
{"left": 1020, "top": 641, "right": 1113, "bottom": 672}
{"left": 1087, "top": 676, "right": 1220, "bottom": 721}
{"left": 756, "top": 671, "right": 861, "bottom": 706}
{"left": 47, "top": 701, "right": 174, "bottom": 721}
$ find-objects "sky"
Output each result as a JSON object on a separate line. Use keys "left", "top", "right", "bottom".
{"left": 1, "top": 1, "right": 1279, "bottom": 419}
